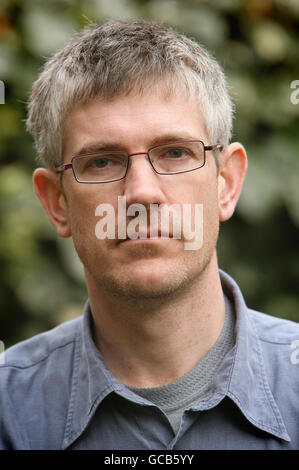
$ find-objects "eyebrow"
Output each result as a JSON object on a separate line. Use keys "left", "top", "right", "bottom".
{"left": 74, "top": 134, "right": 200, "bottom": 157}
{"left": 75, "top": 141, "right": 126, "bottom": 157}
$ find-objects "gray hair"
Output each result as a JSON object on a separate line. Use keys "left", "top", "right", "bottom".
{"left": 26, "top": 19, "right": 234, "bottom": 170}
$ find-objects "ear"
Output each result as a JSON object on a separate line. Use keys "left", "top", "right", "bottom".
{"left": 32, "top": 168, "right": 72, "bottom": 237}
{"left": 217, "top": 143, "right": 247, "bottom": 222}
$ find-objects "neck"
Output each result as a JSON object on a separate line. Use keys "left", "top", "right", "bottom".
{"left": 87, "top": 252, "right": 225, "bottom": 388}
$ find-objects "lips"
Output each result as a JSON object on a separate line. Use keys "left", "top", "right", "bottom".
{"left": 118, "top": 228, "right": 174, "bottom": 243}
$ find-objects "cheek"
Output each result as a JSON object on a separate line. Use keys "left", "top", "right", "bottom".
{"left": 66, "top": 182, "right": 110, "bottom": 226}
{"left": 190, "top": 178, "right": 220, "bottom": 239}
{"left": 72, "top": 195, "right": 95, "bottom": 224}
{"left": 66, "top": 189, "right": 100, "bottom": 247}
{"left": 66, "top": 187, "right": 121, "bottom": 259}
{"left": 187, "top": 173, "right": 219, "bottom": 210}
{"left": 204, "top": 184, "right": 220, "bottom": 226}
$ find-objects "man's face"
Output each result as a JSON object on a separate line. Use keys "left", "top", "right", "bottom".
{"left": 62, "top": 86, "right": 221, "bottom": 300}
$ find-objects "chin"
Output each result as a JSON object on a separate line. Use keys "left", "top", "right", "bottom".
{"left": 81, "top": 236, "right": 217, "bottom": 302}
{"left": 107, "top": 279, "right": 184, "bottom": 301}
{"left": 97, "top": 261, "right": 200, "bottom": 302}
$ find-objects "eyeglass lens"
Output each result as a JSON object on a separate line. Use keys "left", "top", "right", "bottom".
{"left": 73, "top": 141, "right": 205, "bottom": 182}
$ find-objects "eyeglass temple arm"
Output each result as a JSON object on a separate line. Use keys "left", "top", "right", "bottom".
{"left": 55, "top": 163, "right": 72, "bottom": 172}
{"left": 204, "top": 144, "right": 223, "bottom": 152}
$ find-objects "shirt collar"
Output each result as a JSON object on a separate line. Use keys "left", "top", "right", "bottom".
{"left": 62, "top": 270, "right": 290, "bottom": 448}
{"left": 218, "top": 270, "right": 290, "bottom": 442}
{"left": 62, "top": 300, "right": 148, "bottom": 449}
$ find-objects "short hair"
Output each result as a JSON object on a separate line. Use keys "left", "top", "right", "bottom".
{"left": 26, "top": 18, "right": 234, "bottom": 170}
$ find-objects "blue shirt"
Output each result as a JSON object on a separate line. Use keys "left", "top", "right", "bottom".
{"left": 0, "top": 270, "right": 299, "bottom": 450}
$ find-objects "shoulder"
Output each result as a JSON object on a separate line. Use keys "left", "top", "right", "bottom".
{"left": 248, "top": 308, "right": 299, "bottom": 391}
{"left": 249, "top": 308, "right": 299, "bottom": 344}
{"left": 0, "top": 316, "right": 82, "bottom": 370}
{"left": 248, "top": 309, "right": 299, "bottom": 445}
{"left": 248, "top": 308, "right": 299, "bottom": 367}
{"left": 0, "top": 316, "right": 83, "bottom": 396}
{"left": 0, "top": 316, "right": 83, "bottom": 449}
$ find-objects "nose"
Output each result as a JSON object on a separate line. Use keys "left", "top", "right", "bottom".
{"left": 122, "top": 153, "right": 167, "bottom": 207}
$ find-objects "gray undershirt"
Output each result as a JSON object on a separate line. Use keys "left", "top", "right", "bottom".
{"left": 128, "top": 294, "right": 236, "bottom": 435}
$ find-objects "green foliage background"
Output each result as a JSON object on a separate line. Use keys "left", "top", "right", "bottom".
{"left": 0, "top": 0, "right": 298, "bottom": 347}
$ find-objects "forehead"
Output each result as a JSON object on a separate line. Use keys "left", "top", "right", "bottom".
{"left": 63, "top": 84, "right": 208, "bottom": 158}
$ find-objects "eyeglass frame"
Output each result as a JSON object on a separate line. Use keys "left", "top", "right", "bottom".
{"left": 55, "top": 140, "right": 223, "bottom": 184}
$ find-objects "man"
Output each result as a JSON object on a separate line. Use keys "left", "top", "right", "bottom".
{"left": 0, "top": 19, "right": 298, "bottom": 450}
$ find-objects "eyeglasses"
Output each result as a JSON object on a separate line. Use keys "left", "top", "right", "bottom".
{"left": 55, "top": 140, "right": 223, "bottom": 184}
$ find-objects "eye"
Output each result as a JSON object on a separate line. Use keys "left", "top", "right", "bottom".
{"left": 163, "top": 147, "right": 192, "bottom": 160}
{"left": 91, "top": 157, "right": 110, "bottom": 168}
{"left": 85, "top": 154, "right": 125, "bottom": 170}
{"left": 166, "top": 148, "right": 186, "bottom": 159}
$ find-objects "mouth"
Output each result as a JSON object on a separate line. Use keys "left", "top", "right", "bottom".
{"left": 118, "top": 229, "right": 174, "bottom": 244}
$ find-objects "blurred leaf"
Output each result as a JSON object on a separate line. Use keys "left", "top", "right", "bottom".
{"left": 250, "top": 20, "right": 290, "bottom": 63}
{"left": 92, "top": 0, "right": 139, "bottom": 20}
{"left": 21, "top": 3, "right": 79, "bottom": 56}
